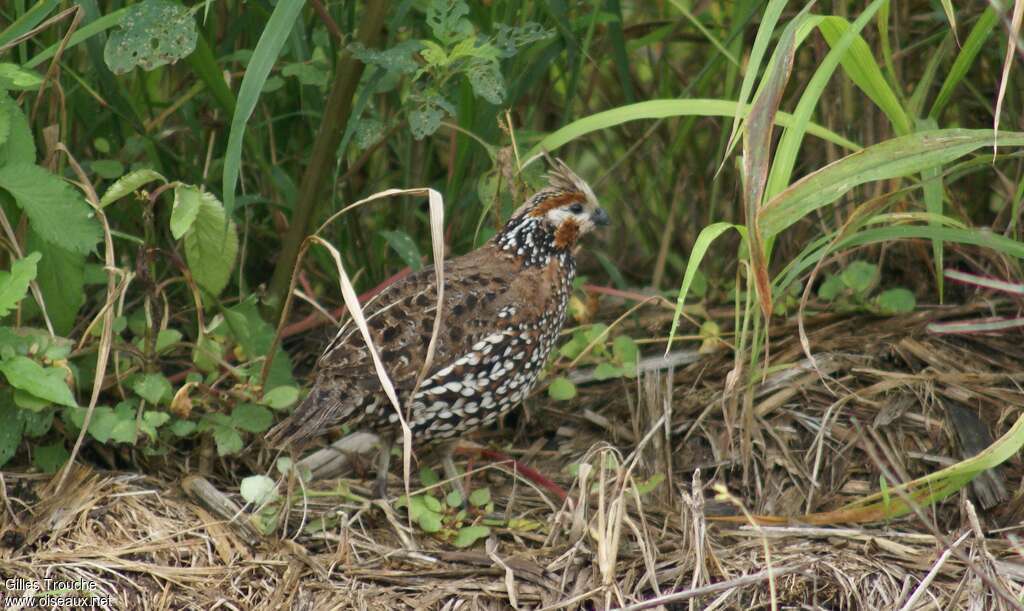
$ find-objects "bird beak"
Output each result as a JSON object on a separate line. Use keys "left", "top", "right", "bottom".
{"left": 591, "top": 207, "right": 610, "bottom": 227}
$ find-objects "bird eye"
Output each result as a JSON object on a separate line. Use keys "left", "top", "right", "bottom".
{"left": 568, "top": 203, "right": 584, "bottom": 213}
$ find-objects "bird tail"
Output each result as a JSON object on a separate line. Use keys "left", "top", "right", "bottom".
{"left": 264, "top": 388, "right": 325, "bottom": 449}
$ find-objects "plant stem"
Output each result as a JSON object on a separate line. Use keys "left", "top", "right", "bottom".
{"left": 265, "top": 0, "right": 390, "bottom": 322}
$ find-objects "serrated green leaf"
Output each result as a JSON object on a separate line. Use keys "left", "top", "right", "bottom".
{"left": 104, "top": 0, "right": 198, "bottom": 74}
{"left": 33, "top": 441, "right": 67, "bottom": 473}
{"left": 466, "top": 59, "right": 504, "bottom": 105}
{"left": 222, "top": 297, "right": 295, "bottom": 389}
{"left": 875, "top": 288, "right": 916, "bottom": 315}
{"left": 261, "top": 386, "right": 299, "bottom": 410}
{"left": 231, "top": 403, "right": 273, "bottom": 433}
{"left": 143, "top": 410, "right": 170, "bottom": 428}
{"left": 109, "top": 417, "right": 138, "bottom": 444}
{"left": 99, "top": 168, "right": 166, "bottom": 207}
{"left": 212, "top": 424, "right": 243, "bottom": 455}
{"left": 240, "top": 474, "right": 278, "bottom": 505}
{"left": 840, "top": 261, "right": 878, "bottom": 295}
{"left": 0, "top": 356, "right": 76, "bottom": 407}
{"left": 0, "top": 252, "right": 40, "bottom": 319}
{"left": 468, "top": 487, "right": 490, "bottom": 507}
{"left": 169, "top": 419, "right": 196, "bottom": 436}
{"left": 453, "top": 525, "right": 490, "bottom": 548}
{"left": 0, "top": 95, "right": 35, "bottom": 167}
{"left": 0, "top": 163, "right": 101, "bottom": 254}
{"left": 25, "top": 231, "right": 83, "bottom": 335}
{"left": 547, "top": 377, "right": 576, "bottom": 401}
{"left": 171, "top": 184, "right": 203, "bottom": 239}
{"left": 182, "top": 188, "right": 238, "bottom": 296}
{"left": 426, "top": 0, "right": 472, "bottom": 45}
{"left": 132, "top": 373, "right": 172, "bottom": 405}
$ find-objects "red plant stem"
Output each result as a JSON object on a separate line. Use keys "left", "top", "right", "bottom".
{"left": 454, "top": 445, "right": 569, "bottom": 503}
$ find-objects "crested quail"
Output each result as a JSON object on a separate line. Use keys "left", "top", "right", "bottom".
{"left": 266, "top": 160, "right": 608, "bottom": 491}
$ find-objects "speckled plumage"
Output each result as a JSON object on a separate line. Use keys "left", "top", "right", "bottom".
{"left": 266, "top": 160, "right": 608, "bottom": 449}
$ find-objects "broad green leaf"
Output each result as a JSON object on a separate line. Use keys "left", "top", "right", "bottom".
{"left": 426, "top": 0, "right": 472, "bottom": 45}
{"left": 0, "top": 95, "right": 36, "bottom": 166}
{"left": 418, "top": 510, "right": 443, "bottom": 533}
{"left": 33, "top": 441, "right": 68, "bottom": 473}
{"left": 547, "top": 377, "right": 577, "bottom": 400}
{"left": 875, "top": 288, "right": 916, "bottom": 315}
{"left": 13, "top": 388, "right": 49, "bottom": 412}
{"left": 0, "top": 63, "right": 44, "bottom": 91}
{"left": 0, "top": 163, "right": 101, "bottom": 254}
{"left": 132, "top": 373, "right": 172, "bottom": 405}
{"left": 380, "top": 230, "right": 423, "bottom": 271}
{"left": 171, "top": 184, "right": 203, "bottom": 239}
{"left": 759, "top": 130, "right": 1024, "bottom": 238}
{"left": 817, "top": 275, "right": 844, "bottom": 301}
{"left": 612, "top": 335, "right": 638, "bottom": 365}
{"left": 840, "top": 261, "right": 878, "bottom": 294}
{"left": 419, "top": 466, "right": 440, "bottom": 486}
{"left": 231, "top": 403, "right": 273, "bottom": 433}
{"left": 0, "top": 252, "right": 40, "bottom": 319}
{"left": 0, "top": 395, "right": 24, "bottom": 468}
{"left": 261, "top": 386, "right": 299, "bottom": 410}
{"left": 26, "top": 231, "right": 83, "bottom": 335}
{"left": 423, "top": 495, "right": 443, "bottom": 512}
{"left": 212, "top": 424, "right": 244, "bottom": 456}
{"left": 446, "top": 489, "right": 463, "bottom": 508}
{"left": 169, "top": 419, "right": 196, "bottom": 436}
{"left": 468, "top": 487, "right": 491, "bottom": 507}
{"left": 100, "top": 168, "right": 165, "bottom": 207}
{"left": 240, "top": 474, "right": 278, "bottom": 505}
{"left": 19, "top": 406, "right": 53, "bottom": 437}
{"left": 182, "top": 189, "right": 238, "bottom": 296}
{"left": 593, "top": 362, "right": 623, "bottom": 380}
{"left": 453, "top": 525, "right": 490, "bottom": 548}
{"left": 104, "top": 0, "right": 198, "bottom": 74}
{"left": 466, "top": 59, "right": 504, "bottom": 104}
{"left": 0, "top": 356, "right": 76, "bottom": 407}
{"left": 223, "top": 297, "right": 294, "bottom": 389}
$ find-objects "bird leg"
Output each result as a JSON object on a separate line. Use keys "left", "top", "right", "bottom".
{"left": 374, "top": 434, "right": 393, "bottom": 499}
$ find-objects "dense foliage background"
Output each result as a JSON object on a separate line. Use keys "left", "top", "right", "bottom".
{"left": 0, "top": 0, "right": 1021, "bottom": 481}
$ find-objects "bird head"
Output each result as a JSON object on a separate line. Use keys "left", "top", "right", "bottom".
{"left": 508, "top": 159, "right": 609, "bottom": 250}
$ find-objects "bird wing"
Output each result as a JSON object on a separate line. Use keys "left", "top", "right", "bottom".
{"left": 267, "top": 245, "right": 549, "bottom": 447}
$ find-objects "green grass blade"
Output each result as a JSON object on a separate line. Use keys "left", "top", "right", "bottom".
{"left": 929, "top": 7, "right": 998, "bottom": 120}
{"left": 222, "top": 0, "right": 304, "bottom": 216}
{"left": 524, "top": 99, "right": 860, "bottom": 163}
{"left": 186, "top": 34, "right": 236, "bottom": 115}
{"left": 723, "top": 0, "right": 795, "bottom": 166}
{"left": 23, "top": 7, "right": 128, "bottom": 69}
{"left": 667, "top": 0, "right": 739, "bottom": 68}
{"left": 759, "top": 129, "right": 1024, "bottom": 238}
{"left": 0, "top": 0, "right": 60, "bottom": 51}
{"left": 665, "top": 222, "right": 745, "bottom": 353}
{"left": 817, "top": 15, "right": 911, "bottom": 135}
{"left": 764, "top": 0, "right": 888, "bottom": 200}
